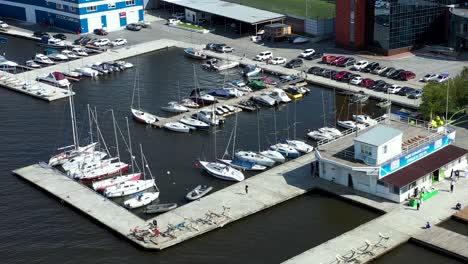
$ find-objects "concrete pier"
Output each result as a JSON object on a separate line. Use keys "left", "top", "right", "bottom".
{"left": 412, "top": 226, "right": 468, "bottom": 261}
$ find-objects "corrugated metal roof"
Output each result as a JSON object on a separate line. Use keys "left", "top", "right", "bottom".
{"left": 381, "top": 145, "right": 467, "bottom": 187}
{"left": 354, "top": 125, "right": 403, "bottom": 146}
{"left": 162, "top": 0, "right": 286, "bottom": 24}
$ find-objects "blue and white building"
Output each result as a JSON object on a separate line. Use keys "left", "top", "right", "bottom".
{"left": 0, "top": 0, "right": 144, "bottom": 33}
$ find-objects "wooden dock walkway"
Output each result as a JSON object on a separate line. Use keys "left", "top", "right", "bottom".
{"left": 412, "top": 226, "right": 468, "bottom": 261}
{"left": 454, "top": 206, "right": 468, "bottom": 223}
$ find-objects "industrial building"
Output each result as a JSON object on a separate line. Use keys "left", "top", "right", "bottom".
{"left": 336, "top": 0, "right": 468, "bottom": 55}
{"left": 0, "top": 0, "right": 145, "bottom": 34}
{"left": 315, "top": 115, "right": 466, "bottom": 203}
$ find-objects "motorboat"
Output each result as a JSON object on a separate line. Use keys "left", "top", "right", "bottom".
{"left": 350, "top": 93, "right": 370, "bottom": 104}
{"left": 247, "top": 80, "right": 266, "bottom": 90}
{"left": 90, "top": 63, "right": 110, "bottom": 74}
{"left": 261, "top": 76, "right": 278, "bottom": 86}
{"left": 215, "top": 107, "right": 224, "bottom": 116}
{"left": 269, "top": 88, "right": 291, "bottom": 103}
{"left": 144, "top": 203, "right": 178, "bottom": 214}
{"left": 72, "top": 47, "right": 88, "bottom": 56}
{"left": 260, "top": 150, "right": 285, "bottom": 163}
{"left": 222, "top": 86, "right": 245, "bottom": 97}
{"left": 285, "top": 87, "right": 303, "bottom": 100}
{"left": 202, "top": 58, "right": 239, "bottom": 71}
{"left": 218, "top": 158, "right": 267, "bottom": 171}
{"left": 63, "top": 71, "right": 82, "bottom": 81}
{"left": 242, "top": 65, "right": 262, "bottom": 77}
{"left": 163, "top": 122, "right": 191, "bottom": 133}
{"left": 337, "top": 120, "right": 366, "bottom": 130}
{"left": 253, "top": 94, "right": 277, "bottom": 106}
{"left": 235, "top": 151, "right": 275, "bottom": 167}
{"left": 376, "top": 100, "right": 391, "bottom": 108}
{"left": 307, "top": 130, "right": 334, "bottom": 141}
{"left": 190, "top": 89, "right": 217, "bottom": 105}
{"left": 0, "top": 55, "right": 18, "bottom": 70}
{"left": 186, "top": 185, "right": 213, "bottom": 201}
{"left": 216, "top": 105, "right": 229, "bottom": 114}
{"left": 180, "top": 98, "right": 199, "bottom": 108}
{"left": 237, "top": 100, "right": 259, "bottom": 112}
{"left": 73, "top": 161, "right": 130, "bottom": 182}
{"left": 124, "top": 192, "right": 160, "bottom": 209}
{"left": 270, "top": 143, "right": 300, "bottom": 158}
{"left": 286, "top": 140, "right": 313, "bottom": 153}
{"left": 196, "top": 110, "right": 221, "bottom": 125}
{"left": 33, "top": 54, "right": 54, "bottom": 65}
{"left": 230, "top": 80, "right": 246, "bottom": 88}
{"left": 319, "top": 127, "right": 343, "bottom": 138}
{"left": 92, "top": 173, "right": 142, "bottom": 191}
{"left": 75, "top": 67, "right": 99, "bottom": 77}
{"left": 161, "top": 101, "right": 189, "bottom": 113}
{"left": 39, "top": 36, "right": 65, "bottom": 48}
{"left": 208, "top": 88, "right": 234, "bottom": 99}
{"left": 104, "top": 179, "right": 156, "bottom": 198}
{"left": 198, "top": 161, "right": 245, "bottom": 181}
{"left": 184, "top": 47, "right": 207, "bottom": 59}
{"left": 352, "top": 114, "right": 378, "bottom": 126}
{"left": 114, "top": 60, "right": 134, "bottom": 69}
{"left": 179, "top": 117, "right": 210, "bottom": 129}
{"left": 62, "top": 50, "right": 78, "bottom": 59}
{"left": 37, "top": 71, "right": 70, "bottom": 87}
{"left": 47, "top": 52, "right": 68, "bottom": 61}
{"left": 26, "top": 60, "right": 41, "bottom": 68}
{"left": 222, "top": 105, "right": 235, "bottom": 112}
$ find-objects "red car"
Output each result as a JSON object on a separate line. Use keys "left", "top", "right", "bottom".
{"left": 333, "top": 70, "right": 350, "bottom": 81}
{"left": 361, "top": 78, "right": 375, "bottom": 88}
{"left": 330, "top": 56, "right": 346, "bottom": 66}
{"left": 399, "top": 71, "right": 416, "bottom": 81}
{"left": 322, "top": 55, "right": 337, "bottom": 64}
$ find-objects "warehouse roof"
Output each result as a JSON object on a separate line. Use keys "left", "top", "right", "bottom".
{"left": 354, "top": 125, "right": 402, "bottom": 147}
{"left": 162, "top": 0, "right": 286, "bottom": 24}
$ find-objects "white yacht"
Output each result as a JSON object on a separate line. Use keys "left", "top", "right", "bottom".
{"left": 163, "top": 122, "right": 190, "bottom": 133}
{"left": 37, "top": 71, "right": 70, "bottom": 87}
{"left": 75, "top": 67, "right": 99, "bottom": 77}
{"left": 286, "top": 140, "right": 313, "bottom": 153}
{"left": 197, "top": 109, "right": 221, "bottom": 125}
{"left": 124, "top": 192, "right": 159, "bottom": 209}
{"left": 199, "top": 161, "right": 244, "bottom": 181}
{"left": 270, "top": 143, "right": 300, "bottom": 158}
{"left": 161, "top": 101, "right": 189, "bottom": 113}
{"left": 319, "top": 127, "right": 343, "bottom": 138}
{"left": 62, "top": 50, "right": 78, "bottom": 59}
{"left": 269, "top": 88, "right": 291, "bottom": 103}
{"left": 253, "top": 94, "right": 276, "bottom": 106}
{"left": 131, "top": 108, "right": 161, "bottom": 124}
{"left": 33, "top": 54, "right": 54, "bottom": 64}
{"left": 0, "top": 55, "right": 18, "bottom": 70}
{"left": 352, "top": 115, "right": 378, "bottom": 126}
{"left": 235, "top": 151, "right": 276, "bottom": 167}
{"left": 179, "top": 117, "right": 210, "bottom": 129}
{"left": 180, "top": 98, "right": 199, "bottom": 108}
{"left": 104, "top": 179, "right": 156, "bottom": 198}
{"left": 307, "top": 130, "right": 334, "bottom": 141}
{"left": 260, "top": 150, "right": 286, "bottom": 163}
{"left": 26, "top": 60, "right": 41, "bottom": 68}
{"left": 47, "top": 52, "right": 68, "bottom": 61}
{"left": 337, "top": 120, "right": 366, "bottom": 130}
{"left": 72, "top": 47, "right": 88, "bottom": 56}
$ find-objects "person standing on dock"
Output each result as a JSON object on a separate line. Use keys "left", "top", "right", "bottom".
{"left": 416, "top": 199, "right": 421, "bottom": 211}
{"left": 450, "top": 180, "right": 455, "bottom": 193}
{"left": 245, "top": 185, "right": 249, "bottom": 194}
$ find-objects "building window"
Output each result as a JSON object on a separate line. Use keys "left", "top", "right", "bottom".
{"left": 56, "top": 3, "right": 64, "bottom": 10}
{"left": 377, "top": 180, "right": 385, "bottom": 186}
{"left": 87, "top": 6, "right": 97, "bottom": 12}
{"left": 69, "top": 6, "right": 76, "bottom": 13}
{"left": 108, "top": 3, "right": 116, "bottom": 9}
{"left": 392, "top": 185, "right": 400, "bottom": 194}
{"left": 383, "top": 145, "right": 388, "bottom": 154}
{"left": 361, "top": 144, "right": 372, "bottom": 156}
{"left": 126, "top": 0, "right": 135, "bottom": 6}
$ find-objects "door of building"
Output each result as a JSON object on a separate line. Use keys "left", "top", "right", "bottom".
{"left": 106, "top": 13, "right": 121, "bottom": 31}
{"left": 87, "top": 16, "right": 102, "bottom": 33}
{"left": 126, "top": 10, "right": 139, "bottom": 24}
{"left": 432, "top": 169, "right": 440, "bottom": 182}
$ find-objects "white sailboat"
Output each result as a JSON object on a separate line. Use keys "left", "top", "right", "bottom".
{"left": 337, "top": 120, "right": 366, "bottom": 130}
{"left": 163, "top": 122, "right": 191, "bottom": 133}
{"left": 287, "top": 100, "right": 313, "bottom": 153}
{"left": 319, "top": 127, "right": 342, "bottom": 138}
{"left": 307, "top": 130, "right": 334, "bottom": 141}
{"left": 352, "top": 114, "right": 377, "bottom": 126}
{"left": 179, "top": 117, "right": 210, "bottom": 129}
{"left": 130, "top": 68, "right": 161, "bottom": 124}
{"left": 161, "top": 101, "right": 189, "bottom": 113}
{"left": 124, "top": 192, "right": 159, "bottom": 209}
{"left": 235, "top": 151, "right": 275, "bottom": 167}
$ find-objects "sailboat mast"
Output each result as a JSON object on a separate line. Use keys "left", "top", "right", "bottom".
{"left": 322, "top": 91, "right": 326, "bottom": 126}
{"left": 94, "top": 106, "right": 99, "bottom": 147}
{"left": 232, "top": 111, "right": 238, "bottom": 155}
{"left": 111, "top": 110, "right": 121, "bottom": 168}
{"left": 68, "top": 85, "right": 79, "bottom": 150}
{"left": 293, "top": 100, "right": 297, "bottom": 139}
{"left": 131, "top": 67, "right": 137, "bottom": 109}
{"left": 273, "top": 107, "right": 278, "bottom": 144}
{"left": 87, "top": 104, "right": 93, "bottom": 143}
{"left": 256, "top": 108, "right": 261, "bottom": 152}
{"left": 126, "top": 117, "right": 134, "bottom": 174}
{"left": 140, "top": 143, "right": 145, "bottom": 179}
{"left": 137, "top": 70, "right": 141, "bottom": 110}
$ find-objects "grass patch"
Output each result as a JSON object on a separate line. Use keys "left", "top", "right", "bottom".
{"left": 228, "top": 0, "right": 335, "bottom": 19}
{"left": 177, "top": 22, "right": 206, "bottom": 31}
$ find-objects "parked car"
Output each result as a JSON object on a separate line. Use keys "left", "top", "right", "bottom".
{"left": 330, "top": 56, "right": 346, "bottom": 66}
{"left": 337, "top": 57, "right": 355, "bottom": 67}
{"left": 74, "top": 36, "right": 89, "bottom": 45}
{"left": 389, "top": 69, "right": 405, "bottom": 79}
{"left": 432, "top": 73, "right": 450, "bottom": 83}
{"left": 285, "top": 59, "right": 303, "bottom": 68}
{"left": 408, "top": 90, "right": 423, "bottom": 99}
{"left": 333, "top": 70, "right": 350, "bottom": 81}
{"left": 420, "top": 73, "right": 438, "bottom": 82}
{"left": 33, "top": 31, "right": 50, "bottom": 38}
{"left": 352, "top": 60, "right": 369, "bottom": 70}
{"left": 270, "top": 57, "right": 287, "bottom": 65}
{"left": 344, "top": 73, "right": 360, "bottom": 83}
{"left": 53, "top": 33, "right": 67, "bottom": 40}
{"left": 322, "top": 55, "right": 337, "bottom": 64}
{"left": 126, "top": 23, "right": 142, "bottom": 31}
{"left": 205, "top": 43, "right": 218, "bottom": 50}
{"left": 167, "top": 18, "right": 181, "bottom": 25}
{"left": 0, "top": 20, "right": 9, "bottom": 29}
{"left": 398, "top": 87, "right": 415, "bottom": 96}
{"left": 255, "top": 51, "right": 273, "bottom": 61}
{"left": 361, "top": 78, "right": 375, "bottom": 88}
{"left": 299, "top": 49, "right": 315, "bottom": 58}
{"left": 320, "top": 68, "right": 333, "bottom": 78}
{"left": 370, "top": 80, "right": 387, "bottom": 90}
{"left": 399, "top": 70, "right": 416, "bottom": 81}
{"left": 172, "top": 12, "right": 185, "bottom": 20}
{"left": 215, "top": 45, "right": 234, "bottom": 53}
{"left": 350, "top": 76, "right": 363, "bottom": 85}
{"left": 93, "top": 38, "right": 110, "bottom": 47}
{"left": 307, "top": 66, "right": 322, "bottom": 74}
{"left": 303, "top": 52, "right": 322, "bottom": 60}
{"left": 387, "top": 84, "right": 402, "bottom": 94}
{"left": 373, "top": 66, "right": 388, "bottom": 75}
{"left": 381, "top": 67, "right": 396, "bottom": 77}
{"left": 93, "top": 28, "right": 108, "bottom": 35}
{"left": 361, "top": 62, "right": 379, "bottom": 73}
{"left": 111, "top": 38, "right": 127, "bottom": 46}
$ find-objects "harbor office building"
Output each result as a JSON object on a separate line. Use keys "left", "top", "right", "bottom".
{"left": 315, "top": 117, "right": 467, "bottom": 203}
{"left": 0, "top": 0, "right": 145, "bottom": 34}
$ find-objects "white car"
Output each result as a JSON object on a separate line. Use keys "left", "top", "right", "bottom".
{"left": 421, "top": 73, "right": 438, "bottom": 82}
{"left": 434, "top": 73, "right": 450, "bottom": 83}
{"left": 168, "top": 18, "right": 180, "bottom": 25}
{"left": 387, "top": 84, "right": 402, "bottom": 94}
{"left": 350, "top": 76, "right": 363, "bottom": 85}
{"left": 353, "top": 60, "right": 369, "bottom": 70}
{"left": 0, "top": 21, "right": 8, "bottom": 29}
{"left": 299, "top": 49, "right": 315, "bottom": 58}
{"left": 94, "top": 38, "right": 110, "bottom": 47}
{"left": 217, "top": 46, "right": 234, "bottom": 53}
{"left": 255, "top": 51, "right": 273, "bottom": 61}
{"left": 111, "top": 38, "right": 127, "bottom": 46}
{"left": 270, "top": 57, "right": 287, "bottom": 65}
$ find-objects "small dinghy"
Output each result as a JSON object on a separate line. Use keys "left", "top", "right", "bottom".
{"left": 186, "top": 185, "right": 213, "bottom": 201}
{"left": 144, "top": 203, "right": 178, "bottom": 214}
{"left": 179, "top": 117, "right": 210, "bottom": 129}
{"left": 163, "top": 122, "right": 190, "bottom": 133}
{"left": 124, "top": 192, "right": 160, "bottom": 209}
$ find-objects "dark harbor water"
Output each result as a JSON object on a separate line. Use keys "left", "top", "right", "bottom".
{"left": 439, "top": 218, "right": 468, "bottom": 237}
{"left": 0, "top": 36, "right": 389, "bottom": 263}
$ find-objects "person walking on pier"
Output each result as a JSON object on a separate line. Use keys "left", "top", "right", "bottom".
{"left": 245, "top": 185, "right": 249, "bottom": 194}
{"left": 416, "top": 199, "right": 421, "bottom": 211}
{"left": 450, "top": 180, "right": 455, "bottom": 193}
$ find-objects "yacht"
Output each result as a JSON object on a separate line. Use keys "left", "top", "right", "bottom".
{"left": 270, "top": 143, "right": 300, "bottom": 158}
{"left": 0, "top": 55, "right": 18, "bottom": 70}
{"left": 319, "top": 127, "right": 343, "bottom": 138}
{"left": 33, "top": 54, "right": 54, "bottom": 65}
{"left": 184, "top": 47, "right": 207, "bottom": 60}
{"left": 161, "top": 101, "right": 189, "bottom": 113}
{"left": 235, "top": 151, "right": 276, "bottom": 167}
{"left": 337, "top": 120, "right": 366, "bottom": 130}
{"left": 124, "top": 192, "right": 160, "bottom": 209}
{"left": 196, "top": 110, "right": 221, "bottom": 125}
{"left": 286, "top": 140, "right": 313, "bottom": 153}
{"left": 202, "top": 58, "right": 239, "bottom": 71}
{"left": 62, "top": 50, "right": 78, "bottom": 59}
{"left": 26, "top": 60, "right": 41, "bottom": 68}
{"left": 260, "top": 150, "right": 286, "bottom": 163}
{"left": 131, "top": 108, "right": 161, "bottom": 124}
{"left": 217, "top": 158, "right": 267, "bottom": 171}
{"left": 72, "top": 47, "right": 88, "bottom": 56}
{"left": 180, "top": 98, "right": 199, "bottom": 108}
{"left": 75, "top": 67, "right": 99, "bottom": 77}
{"left": 163, "top": 122, "right": 191, "bottom": 133}
{"left": 37, "top": 71, "right": 70, "bottom": 87}
{"left": 47, "top": 52, "right": 68, "bottom": 61}
{"left": 269, "top": 88, "right": 291, "bottom": 103}
{"left": 253, "top": 94, "right": 276, "bottom": 106}
{"left": 352, "top": 115, "right": 378, "bottom": 126}
{"left": 198, "top": 161, "right": 244, "bottom": 181}
{"left": 242, "top": 65, "right": 262, "bottom": 77}
{"left": 104, "top": 179, "right": 156, "bottom": 198}
{"left": 190, "top": 89, "right": 217, "bottom": 105}
{"left": 307, "top": 130, "right": 334, "bottom": 141}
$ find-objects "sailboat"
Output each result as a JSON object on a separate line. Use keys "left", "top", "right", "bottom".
{"left": 269, "top": 107, "right": 300, "bottom": 158}
{"left": 130, "top": 68, "right": 162, "bottom": 124}
{"left": 259, "top": 108, "right": 286, "bottom": 162}
{"left": 286, "top": 100, "right": 313, "bottom": 153}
